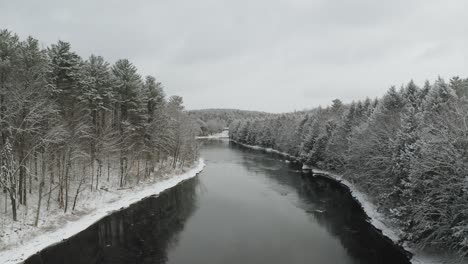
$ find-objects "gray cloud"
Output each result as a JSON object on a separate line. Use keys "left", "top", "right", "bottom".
{"left": 1, "top": 0, "right": 467, "bottom": 112}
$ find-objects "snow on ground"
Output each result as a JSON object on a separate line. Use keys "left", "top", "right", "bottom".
{"left": 0, "top": 159, "right": 205, "bottom": 264}
{"left": 196, "top": 130, "right": 229, "bottom": 139}
{"left": 231, "top": 141, "right": 447, "bottom": 264}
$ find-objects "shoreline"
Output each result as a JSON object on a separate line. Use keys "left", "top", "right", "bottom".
{"left": 0, "top": 159, "right": 205, "bottom": 264}
{"left": 231, "top": 140, "right": 442, "bottom": 264}
{"left": 196, "top": 130, "right": 229, "bottom": 139}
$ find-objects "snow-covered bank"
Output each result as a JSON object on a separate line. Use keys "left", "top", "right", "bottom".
{"left": 232, "top": 140, "right": 297, "bottom": 160}
{"left": 196, "top": 130, "right": 229, "bottom": 139}
{"left": 311, "top": 170, "right": 447, "bottom": 264}
{"left": 0, "top": 159, "right": 205, "bottom": 264}
{"left": 230, "top": 140, "right": 445, "bottom": 264}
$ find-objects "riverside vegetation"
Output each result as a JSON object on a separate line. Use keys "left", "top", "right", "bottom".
{"left": 0, "top": 29, "right": 199, "bottom": 232}
{"left": 230, "top": 78, "right": 468, "bottom": 258}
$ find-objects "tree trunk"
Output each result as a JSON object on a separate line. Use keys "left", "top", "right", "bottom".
{"left": 9, "top": 190, "right": 17, "bottom": 221}
{"left": 107, "top": 156, "right": 110, "bottom": 182}
{"left": 50, "top": 153, "right": 55, "bottom": 184}
{"left": 136, "top": 158, "right": 140, "bottom": 184}
{"left": 90, "top": 155, "right": 94, "bottom": 191}
{"left": 35, "top": 151, "right": 46, "bottom": 226}
{"left": 144, "top": 159, "right": 149, "bottom": 179}
{"left": 172, "top": 141, "right": 180, "bottom": 169}
{"left": 1, "top": 93, "right": 6, "bottom": 145}
{"left": 64, "top": 150, "right": 71, "bottom": 213}
{"left": 34, "top": 150, "right": 38, "bottom": 180}
{"left": 57, "top": 154, "right": 63, "bottom": 208}
{"left": 30, "top": 150, "right": 37, "bottom": 194}
{"left": 18, "top": 148, "right": 25, "bottom": 205}
{"left": 47, "top": 154, "right": 54, "bottom": 211}
{"left": 72, "top": 175, "right": 85, "bottom": 211}
{"left": 123, "top": 157, "right": 128, "bottom": 186}
{"left": 4, "top": 189, "right": 7, "bottom": 214}
{"left": 91, "top": 108, "right": 97, "bottom": 191}
{"left": 23, "top": 163, "right": 27, "bottom": 205}
{"left": 96, "top": 159, "right": 101, "bottom": 190}
{"left": 120, "top": 154, "right": 124, "bottom": 187}
{"left": 47, "top": 176, "right": 52, "bottom": 211}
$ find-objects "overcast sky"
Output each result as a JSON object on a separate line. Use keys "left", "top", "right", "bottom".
{"left": 1, "top": 0, "right": 467, "bottom": 112}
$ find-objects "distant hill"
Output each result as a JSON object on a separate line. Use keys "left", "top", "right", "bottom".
{"left": 188, "top": 109, "right": 274, "bottom": 136}
{"left": 188, "top": 108, "right": 272, "bottom": 125}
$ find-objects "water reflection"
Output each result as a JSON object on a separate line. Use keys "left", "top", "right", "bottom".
{"left": 301, "top": 176, "right": 410, "bottom": 263}
{"left": 231, "top": 142, "right": 411, "bottom": 264}
{"left": 25, "top": 177, "right": 199, "bottom": 264}
{"left": 25, "top": 139, "right": 411, "bottom": 264}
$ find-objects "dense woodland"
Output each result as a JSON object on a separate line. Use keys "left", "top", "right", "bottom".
{"left": 189, "top": 109, "right": 270, "bottom": 135}
{"left": 0, "top": 29, "right": 199, "bottom": 225}
{"left": 230, "top": 78, "right": 468, "bottom": 256}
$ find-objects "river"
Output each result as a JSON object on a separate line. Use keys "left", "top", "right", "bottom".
{"left": 25, "top": 139, "right": 411, "bottom": 264}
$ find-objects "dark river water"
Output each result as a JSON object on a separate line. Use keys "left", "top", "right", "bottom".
{"left": 25, "top": 139, "right": 411, "bottom": 264}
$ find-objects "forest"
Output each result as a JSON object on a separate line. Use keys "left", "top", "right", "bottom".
{"left": 230, "top": 78, "right": 468, "bottom": 256}
{"left": 189, "top": 109, "right": 270, "bottom": 136}
{"left": 0, "top": 29, "right": 199, "bottom": 227}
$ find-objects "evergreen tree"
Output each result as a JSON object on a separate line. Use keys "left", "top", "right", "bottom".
{"left": 228, "top": 77, "right": 468, "bottom": 256}
{"left": 0, "top": 29, "right": 199, "bottom": 224}
{"left": 111, "top": 59, "right": 143, "bottom": 186}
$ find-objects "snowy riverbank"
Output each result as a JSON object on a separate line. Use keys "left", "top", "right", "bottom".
{"left": 196, "top": 130, "right": 229, "bottom": 139}
{"left": 232, "top": 141, "right": 298, "bottom": 160}
{"left": 0, "top": 159, "right": 205, "bottom": 264}
{"left": 231, "top": 140, "right": 446, "bottom": 264}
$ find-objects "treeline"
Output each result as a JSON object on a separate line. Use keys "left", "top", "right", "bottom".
{"left": 230, "top": 77, "right": 468, "bottom": 255}
{"left": 196, "top": 118, "right": 227, "bottom": 136}
{"left": 189, "top": 109, "right": 270, "bottom": 135}
{"left": 0, "top": 29, "right": 199, "bottom": 224}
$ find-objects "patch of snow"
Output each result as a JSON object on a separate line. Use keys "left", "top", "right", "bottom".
{"left": 302, "top": 164, "right": 312, "bottom": 170}
{"left": 0, "top": 159, "right": 205, "bottom": 264}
